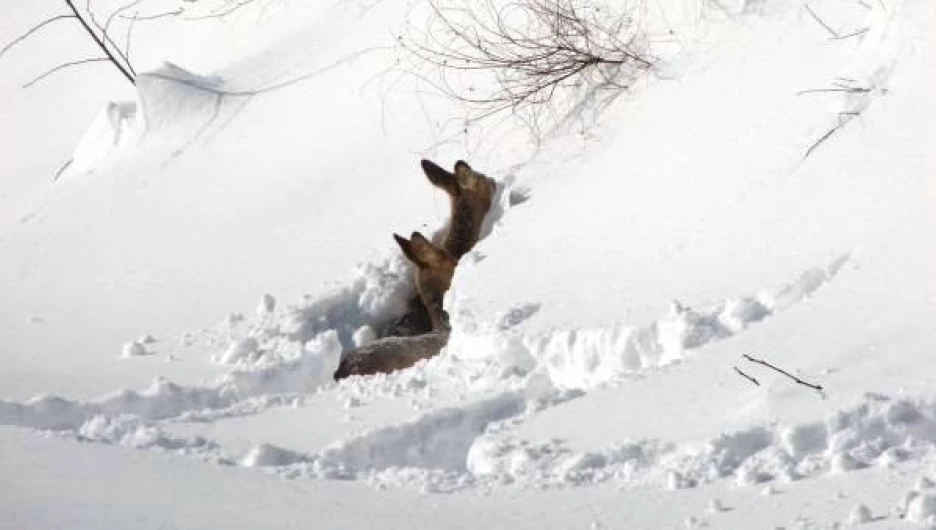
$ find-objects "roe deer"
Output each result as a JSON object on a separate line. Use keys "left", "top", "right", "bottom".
{"left": 334, "top": 232, "right": 454, "bottom": 380}
{"left": 392, "top": 231, "right": 455, "bottom": 332}
{"left": 420, "top": 159, "right": 497, "bottom": 260}
{"left": 377, "top": 159, "right": 496, "bottom": 339}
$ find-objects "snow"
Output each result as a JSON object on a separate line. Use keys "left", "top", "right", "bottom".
{"left": 121, "top": 340, "right": 149, "bottom": 358}
{"left": 847, "top": 503, "right": 874, "bottom": 525}
{"left": 907, "top": 494, "right": 936, "bottom": 525}
{"left": 1, "top": 0, "right": 934, "bottom": 527}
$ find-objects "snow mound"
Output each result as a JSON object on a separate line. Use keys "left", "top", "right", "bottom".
{"left": 217, "top": 337, "right": 261, "bottom": 365}
{"left": 70, "top": 102, "right": 140, "bottom": 174}
{"left": 448, "top": 254, "right": 849, "bottom": 390}
{"left": 242, "top": 443, "right": 304, "bottom": 467}
{"left": 77, "top": 414, "right": 219, "bottom": 456}
{"left": 319, "top": 392, "right": 525, "bottom": 472}
{"left": 67, "top": 62, "right": 246, "bottom": 175}
{"left": 121, "top": 340, "right": 150, "bottom": 358}
{"left": 464, "top": 395, "right": 936, "bottom": 491}
{"left": 846, "top": 503, "right": 873, "bottom": 525}
{"left": 0, "top": 331, "right": 341, "bottom": 431}
{"left": 279, "top": 256, "right": 416, "bottom": 347}
{"left": 907, "top": 494, "right": 936, "bottom": 525}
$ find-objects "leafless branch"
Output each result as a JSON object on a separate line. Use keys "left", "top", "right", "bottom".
{"left": 64, "top": 0, "right": 136, "bottom": 84}
{"left": 734, "top": 366, "right": 760, "bottom": 387}
{"left": 798, "top": 78, "right": 875, "bottom": 159}
{"left": 0, "top": 15, "right": 77, "bottom": 60}
{"left": 186, "top": 0, "right": 260, "bottom": 20}
{"left": 831, "top": 27, "right": 869, "bottom": 40}
{"left": 803, "top": 124, "right": 839, "bottom": 159}
{"left": 743, "top": 354, "right": 825, "bottom": 397}
{"left": 23, "top": 57, "right": 112, "bottom": 88}
{"left": 120, "top": 9, "right": 184, "bottom": 21}
{"left": 53, "top": 159, "right": 74, "bottom": 182}
{"left": 401, "top": 0, "right": 654, "bottom": 130}
{"left": 1, "top": 1, "right": 140, "bottom": 86}
{"left": 101, "top": 0, "right": 144, "bottom": 76}
{"left": 796, "top": 86, "right": 871, "bottom": 95}
{"left": 83, "top": 0, "right": 136, "bottom": 77}
{"left": 804, "top": 4, "right": 838, "bottom": 38}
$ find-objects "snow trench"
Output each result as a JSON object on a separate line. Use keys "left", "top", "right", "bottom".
{"left": 0, "top": 244, "right": 910, "bottom": 497}
{"left": 0, "top": 252, "right": 848, "bottom": 446}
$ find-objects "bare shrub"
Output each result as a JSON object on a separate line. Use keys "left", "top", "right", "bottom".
{"left": 401, "top": 0, "right": 655, "bottom": 132}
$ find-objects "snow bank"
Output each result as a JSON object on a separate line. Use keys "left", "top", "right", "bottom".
{"left": 68, "top": 62, "right": 246, "bottom": 175}
{"left": 319, "top": 392, "right": 525, "bottom": 471}
{"left": 70, "top": 102, "right": 141, "bottom": 174}
{"left": 447, "top": 254, "right": 849, "bottom": 390}
{"left": 464, "top": 394, "right": 936, "bottom": 491}
{"left": 241, "top": 443, "right": 305, "bottom": 467}
{"left": 278, "top": 256, "right": 416, "bottom": 347}
{"left": 0, "top": 331, "right": 341, "bottom": 431}
{"left": 77, "top": 414, "right": 220, "bottom": 457}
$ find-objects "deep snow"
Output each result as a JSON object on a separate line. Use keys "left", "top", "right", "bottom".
{"left": 1, "top": 0, "right": 934, "bottom": 527}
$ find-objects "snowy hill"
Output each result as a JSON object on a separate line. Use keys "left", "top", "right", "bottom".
{"left": 1, "top": 0, "right": 934, "bottom": 528}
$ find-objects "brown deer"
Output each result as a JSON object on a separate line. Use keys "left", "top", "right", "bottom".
{"left": 420, "top": 159, "right": 497, "bottom": 260}
{"left": 377, "top": 159, "right": 497, "bottom": 339}
{"left": 334, "top": 232, "right": 454, "bottom": 380}
{"left": 392, "top": 231, "right": 456, "bottom": 332}
{"left": 334, "top": 160, "right": 497, "bottom": 380}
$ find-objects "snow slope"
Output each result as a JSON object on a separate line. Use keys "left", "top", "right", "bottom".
{"left": 1, "top": 0, "right": 934, "bottom": 527}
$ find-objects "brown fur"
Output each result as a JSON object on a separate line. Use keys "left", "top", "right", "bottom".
{"left": 334, "top": 233, "right": 455, "bottom": 380}
{"left": 333, "top": 332, "right": 449, "bottom": 380}
{"left": 421, "top": 159, "right": 497, "bottom": 260}
{"left": 393, "top": 231, "right": 456, "bottom": 332}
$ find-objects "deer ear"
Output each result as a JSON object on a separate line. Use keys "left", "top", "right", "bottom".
{"left": 408, "top": 231, "right": 437, "bottom": 262}
{"left": 394, "top": 233, "right": 420, "bottom": 265}
{"left": 410, "top": 231, "right": 430, "bottom": 245}
{"left": 410, "top": 231, "right": 452, "bottom": 266}
{"left": 421, "top": 159, "right": 459, "bottom": 196}
{"left": 454, "top": 160, "right": 474, "bottom": 189}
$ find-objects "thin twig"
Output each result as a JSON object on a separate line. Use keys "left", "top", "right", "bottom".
{"left": 145, "top": 46, "right": 386, "bottom": 96}
{"left": 53, "top": 159, "right": 74, "bottom": 182}
{"left": 100, "top": 0, "right": 143, "bottom": 76}
{"left": 803, "top": 110, "right": 859, "bottom": 159}
{"left": 0, "top": 15, "right": 77, "bottom": 60}
{"left": 120, "top": 9, "right": 183, "bottom": 21}
{"left": 743, "top": 354, "right": 825, "bottom": 396}
{"left": 831, "top": 27, "right": 869, "bottom": 40}
{"left": 804, "top": 4, "right": 838, "bottom": 38}
{"left": 796, "top": 87, "right": 871, "bottom": 95}
{"left": 734, "top": 367, "right": 760, "bottom": 387}
{"left": 85, "top": 0, "right": 134, "bottom": 76}
{"left": 124, "top": 9, "right": 138, "bottom": 66}
{"left": 23, "top": 57, "right": 111, "bottom": 88}
{"left": 186, "top": 0, "right": 257, "bottom": 20}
